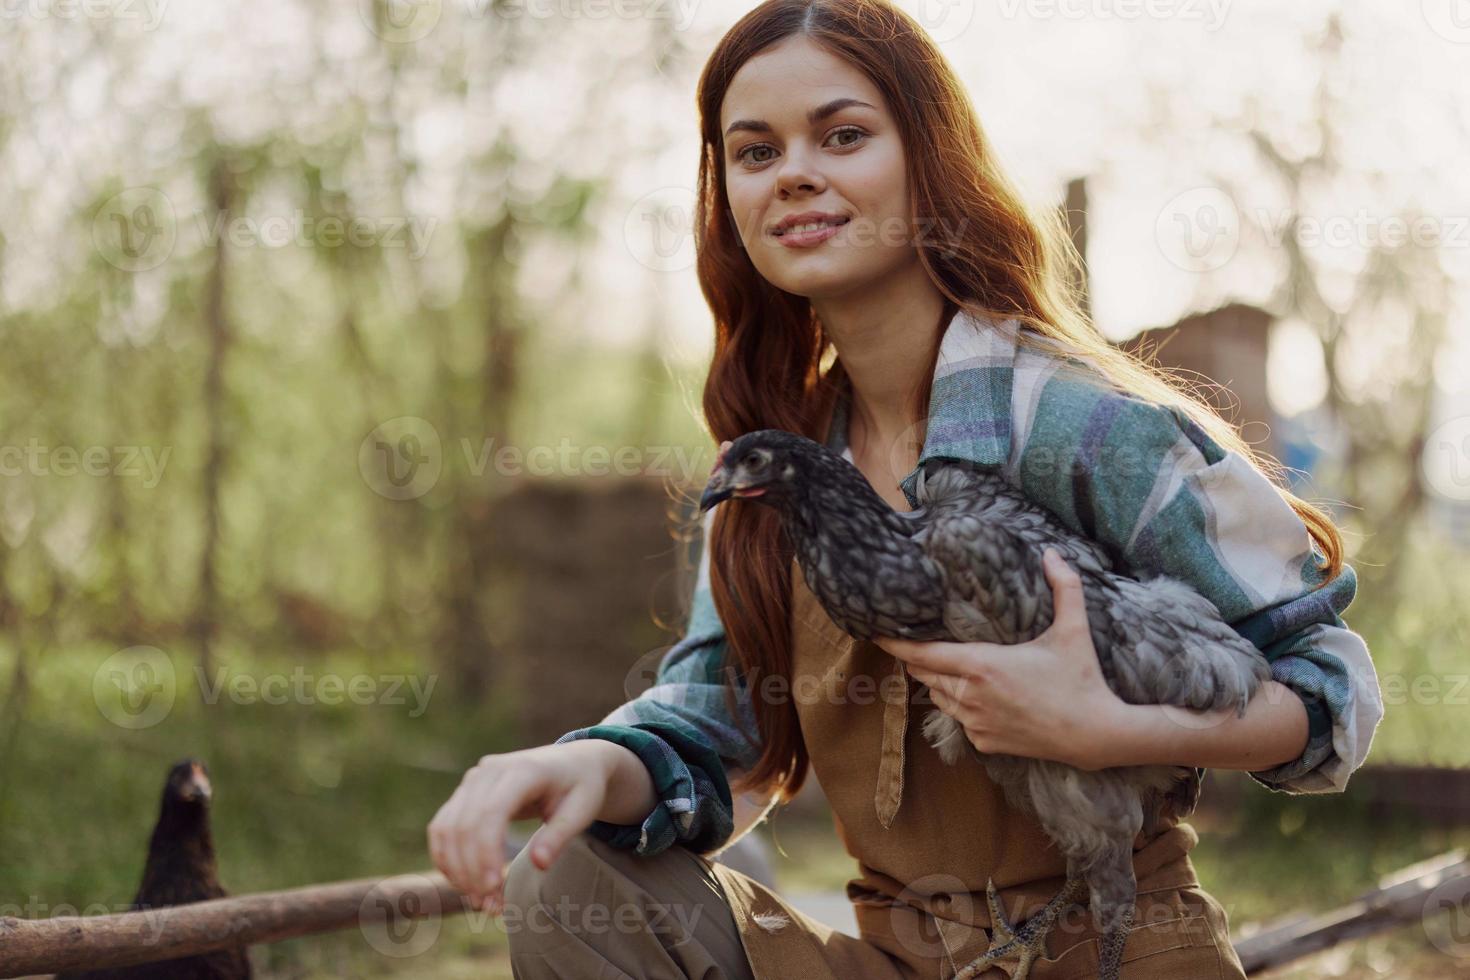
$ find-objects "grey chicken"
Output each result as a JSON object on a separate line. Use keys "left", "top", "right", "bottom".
{"left": 698, "top": 429, "right": 1271, "bottom": 980}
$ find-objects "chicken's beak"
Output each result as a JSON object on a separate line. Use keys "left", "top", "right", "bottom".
{"left": 181, "top": 766, "right": 213, "bottom": 803}
{"left": 699, "top": 468, "right": 732, "bottom": 514}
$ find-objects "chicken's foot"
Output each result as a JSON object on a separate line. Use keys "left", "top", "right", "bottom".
{"left": 951, "top": 874, "right": 1088, "bottom": 980}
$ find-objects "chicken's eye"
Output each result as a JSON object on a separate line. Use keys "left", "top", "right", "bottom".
{"left": 744, "top": 451, "right": 763, "bottom": 469}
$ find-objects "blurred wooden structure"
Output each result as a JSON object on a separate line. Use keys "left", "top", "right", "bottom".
{"left": 1064, "top": 176, "right": 1092, "bottom": 322}
{"left": 1200, "top": 762, "right": 1470, "bottom": 826}
{"left": 488, "top": 476, "right": 696, "bottom": 747}
{"left": 1119, "top": 302, "right": 1282, "bottom": 462}
{"left": 1061, "top": 176, "right": 1282, "bottom": 463}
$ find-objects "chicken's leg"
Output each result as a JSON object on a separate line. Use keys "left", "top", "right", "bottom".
{"left": 1095, "top": 905, "right": 1135, "bottom": 980}
{"left": 952, "top": 875, "right": 1088, "bottom": 980}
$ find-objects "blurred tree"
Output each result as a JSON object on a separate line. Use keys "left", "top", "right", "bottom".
{"left": 1228, "top": 13, "right": 1456, "bottom": 594}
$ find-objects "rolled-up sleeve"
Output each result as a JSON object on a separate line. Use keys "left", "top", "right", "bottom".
{"left": 1231, "top": 570, "right": 1374, "bottom": 792}
{"left": 1016, "top": 377, "right": 1384, "bottom": 794}
{"left": 553, "top": 502, "right": 763, "bottom": 855}
{"left": 1124, "top": 402, "right": 1382, "bottom": 793}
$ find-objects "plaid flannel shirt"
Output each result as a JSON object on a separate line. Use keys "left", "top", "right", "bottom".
{"left": 554, "top": 310, "right": 1385, "bottom": 857}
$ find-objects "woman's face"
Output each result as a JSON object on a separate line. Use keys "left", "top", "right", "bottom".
{"left": 720, "top": 36, "right": 914, "bottom": 300}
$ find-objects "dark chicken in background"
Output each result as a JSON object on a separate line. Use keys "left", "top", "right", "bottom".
{"left": 56, "top": 758, "right": 251, "bottom": 980}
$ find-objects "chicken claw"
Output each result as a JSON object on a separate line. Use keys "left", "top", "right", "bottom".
{"left": 952, "top": 875, "right": 1088, "bottom": 980}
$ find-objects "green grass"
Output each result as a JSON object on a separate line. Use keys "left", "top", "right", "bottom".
{"left": 6, "top": 635, "right": 1470, "bottom": 978}
{"left": 0, "top": 639, "right": 521, "bottom": 976}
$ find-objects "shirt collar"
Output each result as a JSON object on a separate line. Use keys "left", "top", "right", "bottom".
{"left": 823, "top": 308, "right": 1024, "bottom": 508}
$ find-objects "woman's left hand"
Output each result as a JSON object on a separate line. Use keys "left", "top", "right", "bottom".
{"left": 872, "top": 548, "right": 1129, "bottom": 771}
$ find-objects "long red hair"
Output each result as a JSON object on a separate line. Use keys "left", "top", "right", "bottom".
{"left": 691, "top": 0, "right": 1344, "bottom": 805}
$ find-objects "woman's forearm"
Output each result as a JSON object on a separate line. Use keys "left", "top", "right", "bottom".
{"left": 1095, "top": 679, "right": 1310, "bottom": 773}
{"left": 576, "top": 740, "right": 658, "bottom": 825}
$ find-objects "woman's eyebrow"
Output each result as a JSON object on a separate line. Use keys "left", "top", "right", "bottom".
{"left": 723, "top": 97, "right": 875, "bottom": 138}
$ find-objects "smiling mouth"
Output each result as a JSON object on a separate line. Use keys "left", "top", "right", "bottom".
{"left": 773, "top": 216, "right": 851, "bottom": 238}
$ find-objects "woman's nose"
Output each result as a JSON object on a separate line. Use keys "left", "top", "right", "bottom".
{"left": 775, "top": 144, "right": 824, "bottom": 197}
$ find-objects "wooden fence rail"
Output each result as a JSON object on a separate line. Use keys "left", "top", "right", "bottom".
{"left": 1235, "top": 849, "right": 1470, "bottom": 975}
{"left": 0, "top": 871, "right": 467, "bottom": 977}
{"left": 5, "top": 850, "right": 1468, "bottom": 977}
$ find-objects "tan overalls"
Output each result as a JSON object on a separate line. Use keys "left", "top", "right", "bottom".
{"left": 703, "top": 554, "right": 1250, "bottom": 980}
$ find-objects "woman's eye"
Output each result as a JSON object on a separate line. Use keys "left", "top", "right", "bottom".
{"left": 739, "top": 145, "right": 776, "bottom": 165}
{"left": 734, "top": 127, "right": 868, "bottom": 167}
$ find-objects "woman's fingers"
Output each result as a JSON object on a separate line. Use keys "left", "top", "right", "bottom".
{"left": 926, "top": 683, "right": 957, "bottom": 717}
{"left": 429, "top": 779, "right": 480, "bottom": 903}
{"left": 524, "top": 778, "right": 601, "bottom": 871}
{"left": 428, "top": 756, "right": 529, "bottom": 909}
{"left": 460, "top": 766, "right": 513, "bottom": 906}
{"left": 426, "top": 743, "right": 612, "bottom": 915}
{"left": 1041, "top": 548, "right": 1089, "bottom": 638}
{"left": 910, "top": 664, "right": 975, "bottom": 707}
{"left": 466, "top": 767, "right": 543, "bottom": 907}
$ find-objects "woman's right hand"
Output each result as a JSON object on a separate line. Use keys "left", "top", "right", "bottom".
{"left": 427, "top": 740, "right": 618, "bottom": 913}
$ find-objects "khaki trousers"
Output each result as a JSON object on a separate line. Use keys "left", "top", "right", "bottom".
{"left": 503, "top": 830, "right": 1247, "bottom": 979}
{"left": 504, "top": 830, "right": 756, "bottom": 980}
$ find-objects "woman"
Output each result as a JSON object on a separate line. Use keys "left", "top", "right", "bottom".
{"left": 427, "top": 2, "right": 1384, "bottom": 977}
